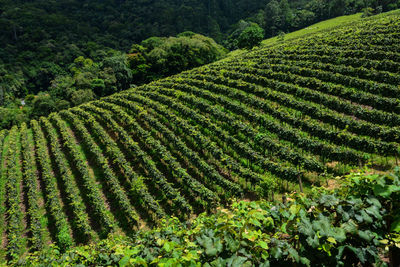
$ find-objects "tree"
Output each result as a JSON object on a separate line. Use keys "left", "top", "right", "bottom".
{"left": 237, "top": 23, "right": 264, "bottom": 49}
{"left": 329, "top": 0, "right": 348, "bottom": 17}
{"left": 138, "top": 33, "right": 227, "bottom": 77}
{"left": 0, "top": 106, "right": 28, "bottom": 129}
{"left": 55, "top": 99, "right": 70, "bottom": 111}
{"left": 101, "top": 52, "right": 132, "bottom": 91}
{"left": 31, "top": 94, "right": 56, "bottom": 118}
{"left": 291, "top": 9, "right": 316, "bottom": 29}
{"left": 264, "top": 0, "right": 281, "bottom": 37}
{"left": 306, "top": 0, "right": 328, "bottom": 20}
{"left": 362, "top": 7, "right": 375, "bottom": 17}
{"left": 279, "top": 0, "right": 293, "bottom": 30}
{"left": 70, "top": 89, "right": 96, "bottom": 106}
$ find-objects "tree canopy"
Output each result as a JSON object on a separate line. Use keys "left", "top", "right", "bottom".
{"left": 0, "top": 0, "right": 399, "bottom": 129}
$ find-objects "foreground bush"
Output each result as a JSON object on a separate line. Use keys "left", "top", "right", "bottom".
{"left": 19, "top": 169, "right": 400, "bottom": 266}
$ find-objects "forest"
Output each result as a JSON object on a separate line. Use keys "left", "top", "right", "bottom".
{"left": 1, "top": 0, "right": 399, "bottom": 129}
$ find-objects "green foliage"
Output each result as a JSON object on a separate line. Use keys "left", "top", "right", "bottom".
{"left": 31, "top": 120, "right": 74, "bottom": 252}
{"left": 70, "top": 89, "right": 96, "bottom": 106}
{"left": 31, "top": 94, "right": 56, "bottom": 119}
{"left": 22, "top": 170, "right": 400, "bottom": 266}
{"left": 0, "top": 0, "right": 266, "bottom": 110}
{"left": 0, "top": 106, "right": 28, "bottom": 130}
{"left": 1, "top": 1, "right": 400, "bottom": 130}
{"left": 130, "top": 33, "right": 227, "bottom": 81}
{"left": 262, "top": 0, "right": 399, "bottom": 37}
{"left": 237, "top": 24, "right": 265, "bottom": 49}
{"left": 339, "top": 169, "right": 400, "bottom": 258}
{"left": 0, "top": 8, "right": 400, "bottom": 265}
{"left": 226, "top": 21, "right": 265, "bottom": 50}
{"left": 0, "top": 32, "right": 225, "bottom": 130}
{"left": 362, "top": 7, "right": 375, "bottom": 17}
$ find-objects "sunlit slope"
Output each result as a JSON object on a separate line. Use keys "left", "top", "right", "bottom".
{"left": 261, "top": 12, "right": 363, "bottom": 47}
{"left": 1, "top": 10, "right": 400, "bottom": 261}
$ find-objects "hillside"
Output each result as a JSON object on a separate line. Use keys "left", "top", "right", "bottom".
{"left": 1, "top": 10, "right": 400, "bottom": 263}
{"left": 2, "top": 0, "right": 399, "bottom": 130}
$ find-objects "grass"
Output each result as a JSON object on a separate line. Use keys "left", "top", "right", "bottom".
{"left": 225, "top": 13, "right": 363, "bottom": 59}
{"left": 225, "top": 9, "right": 400, "bottom": 66}
{"left": 261, "top": 13, "right": 363, "bottom": 47}
{"left": 261, "top": 9, "right": 400, "bottom": 48}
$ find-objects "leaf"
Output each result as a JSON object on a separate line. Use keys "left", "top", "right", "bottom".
{"left": 366, "top": 197, "right": 382, "bottom": 209}
{"left": 364, "top": 205, "right": 382, "bottom": 220}
{"left": 270, "top": 246, "right": 282, "bottom": 259}
{"left": 288, "top": 247, "right": 300, "bottom": 262}
{"left": 289, "top": 204, "right": 301, "bottom": 216}
{"left": 319, "top": 194, "right": 338, "bottom": 207}
{"left": 259, "top": 261, "right": 270, "bottom": 267}
{"left": 306, "top": 235, "right": 320, "bottom": 248}
{"left": 243, "top": 230, "right": 258, "bottom": 242}
{"left": 341, "top": 219, "right": 358, "bottom": 234}
{"left": 373, "top": 184, "right": 399, "bottom": 198}
{"left": 391, "top": 216, "right": 400, "bottom": 233}
{"left": 250, "top": 218, "right": 261, "bottom": 227}
{"left": 298, "top": 217, "right": 314, "bottom": 236}
{"left": 360, "top": 210, "right": 373, "bottom": 224}
{"left": 265, "top": 217, "right": 274, "bottom": 229}
{"left": 226, "top": 255, "right": 248, "bottom": 267}
{"left": 327, "top": 237, "right": 337, "bottom": 244}
{"left": 224, "top": 233, "right": 240, "bottom": 253}
{"left": 119, "top": 255, "right": 130, "bottom": 267}
{"left": 280, "top": 223, "right": 287, "bottom": 233}
{"left": 358, "top": 230, "right": 373, "bottom": 242}
{"left": 312, "top": 215, "right": 333, "bottom": 237}
{"left": 258, "top": 241, "right": 269, "bottom": 249}
{"left": 300, "top": 256, "right": 311, "bottom": 267}
{"left": 196, "top": 230, "right": 223, "bottom": 257}
{"left": 182, "top": 251, "right": 199, "bottom": 262}
{"left": 163, "top": 241, "right": 175, "bottom": 253}
{"left": 346, "top": 246, "right": 366, "bottom": 263}
{"left": 333, "top": 228, "right": 346, "bottom": 243}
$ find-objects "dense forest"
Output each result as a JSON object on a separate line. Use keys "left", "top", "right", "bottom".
{"left": 1, "top": 0, "right": 399, "bottom": 129}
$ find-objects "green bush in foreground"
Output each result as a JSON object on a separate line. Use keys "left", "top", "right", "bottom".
{"left": 19, "top": 169, "right": 400, "bottom": 266}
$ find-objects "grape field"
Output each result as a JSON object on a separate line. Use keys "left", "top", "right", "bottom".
{"left": 1, "top": 11, "right": 400, "bottom": 262}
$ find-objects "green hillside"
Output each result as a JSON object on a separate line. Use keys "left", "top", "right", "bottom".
{"left": 261, "top": 12, "right": 364, "bottom": 46}
{"left": 1, "top": 10, "right": 400, "bottom": 263}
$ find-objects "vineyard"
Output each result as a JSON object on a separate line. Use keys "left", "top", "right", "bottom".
{"left": 1, "top": 11, "right": 400, "bottom": 263}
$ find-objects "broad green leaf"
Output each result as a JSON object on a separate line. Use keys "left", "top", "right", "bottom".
{"left": 300, "top": 257, "right": 311, "bottom": 267}
{"left": 306, "top": 235, "right": 320, "bottom": 248}
{"left": 226, "top": 255, "right": 249, "bottom": 267}
{"left": 360, "top": 210, "right": 373, "bottom": 224}
{"left": 265, "top": 217, "right": 274, "bottom": 229}
{"left": 258, "top": 240, "right": 269, "bottom": 249}
{"left": 319, "top": 194, "right": 338, "bottom": 207}
{"left": 119, "top": 255, "right": 130, "bottom": 267}
{"left": 391, "top": 216, "right": 400, "bottom": 233}
{"left": 358, "top": 230, "right": 373, "bottom": 242}
{"left": 373, "top": 184, "right": 399, "bottom": 198}
{"left": 289, "top": 204, "right": 301, "bottom": 216}
{"left": 341, "top": 219, "right": 357, "bottom": 234}
{"left": 288, "top": 247, "right": 300, "bottom": 262}
{"left": 321, "top": 243, "right": 332, "bottom": 256}
{"left": 270, "top": 247, "right": 282, "bottom": 259}
{"left": 163, "top": 241, "right": 175, "bottom": 253}
{"left": 327, "top": 237, "right": 337, "bottom": 244}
